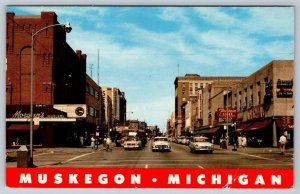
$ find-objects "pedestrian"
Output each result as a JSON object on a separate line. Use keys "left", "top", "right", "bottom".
{"left": 241, "top": 135, "right": 247, "bottom": 150}
{"left": 279, "top": 134, "right": 287, "bottom": 154}
{"left": 219, "top": 136, "right": 224, "bottom": 148}
{"left": 105, "top": 136, "right": 112, "bottom": 151}
{"left": 238, "top": 134, "right": 242, "bottom": 148}
{"left": 91, "top": 136, "right": 96, "bottom": 149}
{"left": 79, "top": 136, "right": 84, "bottom": 147}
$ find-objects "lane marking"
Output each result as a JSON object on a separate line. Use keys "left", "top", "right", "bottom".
{"left": 42, "top": 152, "right": 96, "bottom": 166}
{"left": 61, "top": 152, "right": 95, "bottom": 164}
{"left": 236, "top": 152, "right": 293, "bottom": 164}
{"left": 197, "top": 165, "right": 204, "bottom": 169}
{"left": 64, "top": 159, "right": 210, "bottom": 163}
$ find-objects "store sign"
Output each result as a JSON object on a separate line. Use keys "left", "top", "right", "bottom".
{"left": 217, "top": 108, "right": 237, "bottom": 120}
{"left": 11, "top": 110, "right": 65, "bottom": 119}
{"left": 54, "top": 104, "right": 87, "bottom": 118}
{"left": 248, "top": 105, "right": 265, "bottom": 119}
{"left": 277, "top": 79, "right": 293, "bottom": 98}
{"left": 277, "top": 79, "right": 293, "bottom": 88}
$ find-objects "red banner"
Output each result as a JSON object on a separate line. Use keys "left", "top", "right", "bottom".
{"left": 6, "top": 168, "right": 293, "bottom": 188}
{"left": 217, "top": 108, "right": 237, "bottom": 120}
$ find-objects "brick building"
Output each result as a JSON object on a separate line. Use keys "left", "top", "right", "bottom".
{"left": 174, "top": 74, "right": 244, "bottom": 136}
{"left": 6, "top": 11, "right": 104, "bottom": 147}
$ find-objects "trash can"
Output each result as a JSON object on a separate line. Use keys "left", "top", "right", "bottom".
{"left": 17, "top": 145, "right": 30, "bottom": 168}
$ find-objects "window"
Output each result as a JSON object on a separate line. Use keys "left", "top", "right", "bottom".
{"left": 89, "top": 106, "right": 95, "bottom": 116}
{"left": 95, "top": 90, "right": 99, "bottom": 100}
{"left": 86, "top": 84, "right": 89, "bottom": 92}
{"left": 257, "top": 81, "right": 261, "bottom": 86}
{"left": 89, "top": 86, "right": 95, "bottom": 96}
{"left": 264, "top": 77, "right": 269, "bottom": 83}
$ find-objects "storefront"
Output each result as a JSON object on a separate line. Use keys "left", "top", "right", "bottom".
{"left": 6, "top": 104, "right": 90, "bottom": 148}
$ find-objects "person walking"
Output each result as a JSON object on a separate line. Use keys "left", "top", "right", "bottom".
{"left": 91, "top": 136, "right": 96, "bottom": 150}
{"left": 279, "top": 134, "right": 287, "bottom": 154}
{"left": 241, "top": 135, "right": 247, "bottom": 150}
{"left": 105, "top": 136, "right": 112, "bottom": 152}
{"left": 238, "top": 134, "right": 242, "bottom": 148}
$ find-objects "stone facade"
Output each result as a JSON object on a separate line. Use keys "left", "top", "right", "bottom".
{"left": 174, "top": 74, "right": 244, "bottom": 136}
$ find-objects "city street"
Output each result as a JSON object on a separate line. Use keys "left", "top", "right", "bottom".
{"left": 6, "top": 141, "right": 293, "bottom": 169}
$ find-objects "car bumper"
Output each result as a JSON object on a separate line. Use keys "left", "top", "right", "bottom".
{"left": 194, "top": 147, "right": 213, "bottom": 151}
{"left": 152, "top": 145, "right": 171, "bottom": 151}
{"left": 124, "top": 145, "right": 141, "bottom": 149}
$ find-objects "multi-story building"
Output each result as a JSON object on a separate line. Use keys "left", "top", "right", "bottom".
{"left": 196, "top": 60, "right": 294, "bottom": 147}
{"left": 167, "top": 112, "right": 176, "bottom": 136}
{"left": 5, "top": 11, "right": 105, "bottom": 147}
{"left": 174, "top": 74, "right": 244, "bottom": 136}
{"left": 230, "top": 60, "right": 294, "bottom": 147}
{"left": 184, "top": 100, "right": 198, "bottom": 134}
{"left": 102, "top": 87, "right": 127, "bottom": 130}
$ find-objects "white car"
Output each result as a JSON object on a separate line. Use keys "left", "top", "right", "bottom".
{"left": 189, "top": 136, "right": 214, "bottom": 153}
{"left": 124, "top": 136, "right": 142, "bottom": 150}
{"left": 152, "top": 137, "right": 171, "bottom": 152}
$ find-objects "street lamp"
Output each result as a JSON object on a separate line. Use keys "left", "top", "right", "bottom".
{"left": 226, "top": 87, "right": 229, "bottom": 149}
{"left": 29, "top": 22, "right": 72, "bottom": 167}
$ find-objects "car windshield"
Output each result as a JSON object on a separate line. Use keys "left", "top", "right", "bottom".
{"left": 194, "top": 137, "right": 210, "bottom": 142}
{"left": 154, "top": 138, "right": 167, "bottom": 141}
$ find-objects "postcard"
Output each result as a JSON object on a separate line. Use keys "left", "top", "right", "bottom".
{"left": 5, "top": 5, "right": 294, "bottom": 189}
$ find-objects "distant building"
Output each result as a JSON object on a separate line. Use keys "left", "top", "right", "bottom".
{"left": 167, "top": 112, "right": 176, "bottom": 136}
{"left": 102, "top": 87, "right": 127, "bottom": 130}
{"left": 174, "top": 74, "right": 244, "bottom": 136}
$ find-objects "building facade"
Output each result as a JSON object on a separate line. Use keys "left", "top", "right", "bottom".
{"left": 102, "top": 87, "right": 127, "bottom": 131}
{"left": 174, "top": 74, "right": 244, "bottom": 136}
{"left": 5, "top": 11, "right": 106, "bottom": 147}
{"left": 230, "top": 60, "right": 294, "bottom": 147}
{"left": 195, "top": 60, "right": 294, "bottom": 147}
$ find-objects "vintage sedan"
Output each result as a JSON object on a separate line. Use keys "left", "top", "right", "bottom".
{"left": 123, "top": 136, "right": 142, "bottom": 150}
{"left": 152, "top": 137, "right": 171, "bottom": 152}
{"left": 189, "top": 136, "right": 214, "bottom": 153}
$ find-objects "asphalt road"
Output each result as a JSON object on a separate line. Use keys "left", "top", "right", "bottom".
{"left": 6, "top": 141, "right": 293, "bottom": 168}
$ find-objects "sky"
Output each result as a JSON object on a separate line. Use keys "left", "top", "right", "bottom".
{"left": 6, "top": 6, "right": 294, "bottom": 131}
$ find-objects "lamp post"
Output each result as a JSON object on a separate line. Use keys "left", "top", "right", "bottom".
{"left": 29, "top": 22, "right": 72, "bottom": 167}
{"left": 226, "top": 87, "right": 230, "bottom": 149}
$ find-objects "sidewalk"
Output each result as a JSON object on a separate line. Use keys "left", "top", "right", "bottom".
{"left": 214, "top": 144, "right": 294, "bottom": 155}
{"left": 6, "top": 144, "right": 117, "bottom": 160}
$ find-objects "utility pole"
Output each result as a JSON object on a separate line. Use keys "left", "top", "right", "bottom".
{"left": 226, "top": 87, "right": 229, "bottom": 149}
{"left": 89, "top": 64, "right": 94, "bottom": 78}
{"left": 97, "top": 48, "right": 100, "bottom": 85}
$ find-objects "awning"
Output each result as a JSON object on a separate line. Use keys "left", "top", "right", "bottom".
{"left": 275, "top": 119, "right": 294, "bottom": 131}
{"left": 198, "top": 127, "right": 220, "bottom": 134}
{"left": 236, "top": 123, "right": 253, "bottom": 132}
{"left": 7, "top": 124, "right": 39, "bottom": 131}
{"left": 244, "top": 120, "right": 271, "bottom": 131}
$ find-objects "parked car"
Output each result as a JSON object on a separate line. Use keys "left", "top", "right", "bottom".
{"left": 123, "top": 136, "right": 142, "bottom": 150}
{"left": 152, "top": 137, "right": 171, "bottom": 152}
{"left": 189, "top": 136, "right": 214, "bottom": 153}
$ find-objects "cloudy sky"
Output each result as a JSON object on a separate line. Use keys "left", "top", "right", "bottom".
{"left": 6, "top": 6, "right": 294, "bottom": 131}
